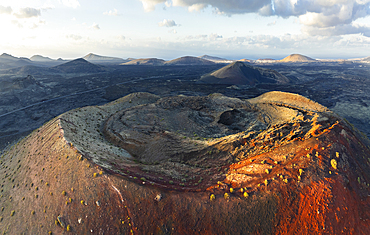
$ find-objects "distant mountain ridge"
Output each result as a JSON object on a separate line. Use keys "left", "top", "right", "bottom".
{"left": 0, "top": 53, "right": 32, "bottom": 69}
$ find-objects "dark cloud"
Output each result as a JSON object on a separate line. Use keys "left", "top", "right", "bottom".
{"left": 140, "top": 0, "right": 370, "bottom": 36}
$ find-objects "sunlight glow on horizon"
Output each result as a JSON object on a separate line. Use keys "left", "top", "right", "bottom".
{"left": 0, "top": 0, "right": 370, "bottom": 60}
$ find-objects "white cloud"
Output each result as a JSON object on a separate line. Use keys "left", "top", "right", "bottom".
{"left": 14, "top": 7, "right": 41, "bottom": 19}
{"left": 103, "top": 9, "right": 120, "bottom": 16}
{"left": 267, "top": 20, "right": 276, "bottom": 26}
{"left": 60, "top": 0, "right": 80, "bottom": 9}
{"left": 303, "top": 23, "right": 370, "bottom": 37}
{"left": 139, "top": 0, "right": 166, "bottom": 12}
{"left": 209, "top": 33, "right": 222, "bottom": 40}
{"left": 188, "top": 3, "right": 207, "bottom": 12}
{"left": 89, "top": 23, "right": 100, "bottom": 30}
{"left": 0, "top": 5, "right": 12, "bottom": 14}
{"left": 158, "top": 19, "right": 177, "bottom": 27}
{"left": 168, "top": 29, "right": 177, "bottom": 34}
{"left": 117, "top": 35, "right": 126, "bottom": 40}
{"left": 11, "top": 20, "right": 23, "bottom": 28}
{"left": 66, "top": 34, "right": 83, "bottom": 40}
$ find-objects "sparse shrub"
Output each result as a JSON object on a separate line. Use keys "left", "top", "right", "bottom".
{"left": 10, "top": 210, "right": 15, "bottom": 216}
{"left": 62, "top": 191, "right": 66, "bottom": 196}
{"left": 210, "top": 194, "right": 215, "bottom": 201}
{"left": 229, "top": 188, "right": 234, "bottom": 193}
{"left": 243, "top": 192, "right": 249, "bottom": 198}
{"left": 224, "top": 193, "right": 230, "bottom": 200}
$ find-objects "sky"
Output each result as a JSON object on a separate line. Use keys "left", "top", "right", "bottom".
{"left": 0, "top": 0, "right": 370, "bottom": 60}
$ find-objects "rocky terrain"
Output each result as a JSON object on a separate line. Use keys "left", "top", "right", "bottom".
{"left": 1, "top": 91, "right": 370, "bottom": 234}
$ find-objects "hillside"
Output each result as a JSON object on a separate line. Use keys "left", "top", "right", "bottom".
{"left": 121, "top": 58, "right": 166, "bottom": 65}
{"left": 280, "top": 54, "right": 316, "bottom": 62}
{"left": 165, "top": 56, "right": 215, "bottom": 65}
{"left": 52, "top": 58, "right": 107, "bottom": 73}
{"left": 1, "top": 91, "right": 370, "bottom": 234}
{"left": 83, "top": 53, "right": 127, "bottom": 64}
{"left": 200, "top": 61, "right": 292, "bottom": 85}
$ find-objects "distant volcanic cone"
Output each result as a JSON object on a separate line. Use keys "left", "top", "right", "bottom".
{"left": 280, "top": 54, "right": 316, "bottom": 62}
{"left": 1, "top": 91, "right": 370, "bottom": 234}
{"left": 200, "top": 61, "right": 292, "bottom": 85}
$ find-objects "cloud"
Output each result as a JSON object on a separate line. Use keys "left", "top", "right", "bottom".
{"left": 209, "top": 33, "right": 222, "bottom": 40}
{"left": 0, "top": 5, "right": 12, "bottom": 14}
{"left": 188, "top": 3, "right": 207, "bottom": 12}
{"left": 158, "top": 19, "right": 177, "bottom": 27}
{"left": 89, "top": 23, "right": 100, "bottom": 30}
{"left": 60, "top": 0, "right": 80, "bottom": 9}
{"left": 14, "top": 7, "right": 41, "bottom": 19}
{"left": 66, "top": 34, "right": 83, "bottom": 40}
{"left": 303, "top": 23, "right": 370, "bottom": 37}
{"left": 168, "top": 29, "right": 177, "bottom": 34}
{"left": 140, "top": 0, "right": 370, "bottom": 37}
{"left": 267, "top": 20, "right": 276, "bottom": 26}
{"left": 117, "top": 35, "right": 126, "bottom": 40}
{"left": 11, "top": 20, "right": 23, "bottom": 28}
{"left": 140, "top": 0, "right": 166, "bottom": 12}
{"left": 11, "top": 18, "right": 45, "bottom": 29}
{"left": 103, "top": 9, "right": 120, "bottom": 16}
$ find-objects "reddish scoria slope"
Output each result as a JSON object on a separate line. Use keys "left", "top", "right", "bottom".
{"left": 0, "top": 91, "right": 370, "bottom": 234}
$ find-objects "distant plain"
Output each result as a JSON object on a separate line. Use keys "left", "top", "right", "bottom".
{"left": 1, "top": 54, "right": 370, "bottom": 151}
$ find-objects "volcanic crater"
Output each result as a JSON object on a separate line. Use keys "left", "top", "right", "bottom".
{"left": 1, "top": 91, "right": 370, "bottom": 234}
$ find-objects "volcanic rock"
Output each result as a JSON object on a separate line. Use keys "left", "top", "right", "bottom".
{"left": 53, "top": 58, "right": 107, "bottom": 73}
{"left": 1, "top": 91, "right": 370, "bottom": 234}
{"left": 200, "top": 61, "right": 293, "bottom": 85}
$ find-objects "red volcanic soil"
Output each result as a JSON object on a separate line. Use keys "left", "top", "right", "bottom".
{"left": 1, "top": 91, "right": 370, "bottom": 234}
